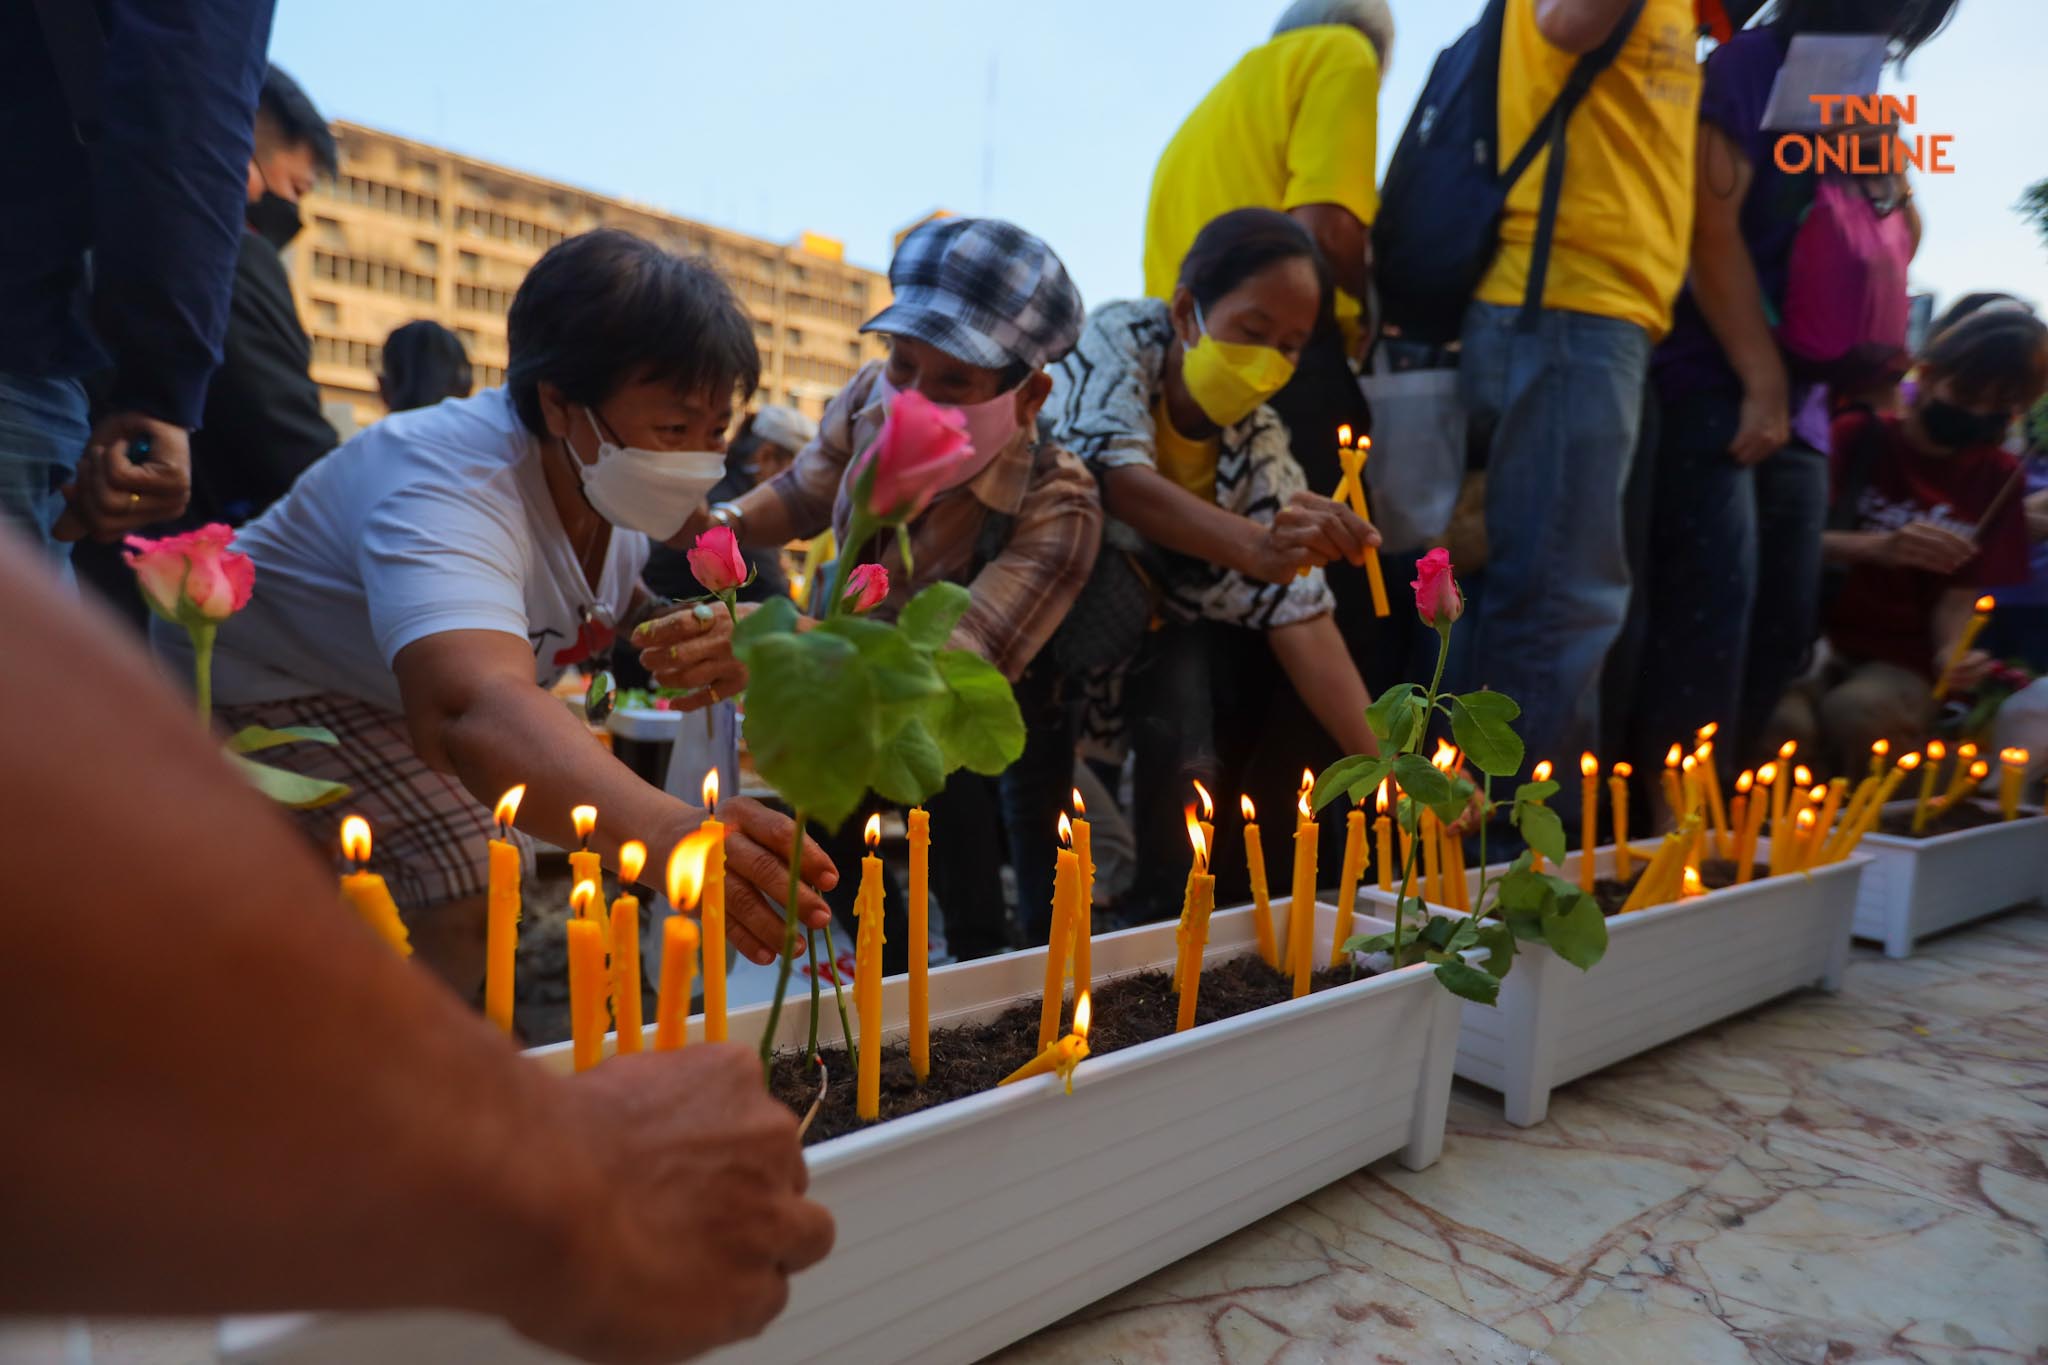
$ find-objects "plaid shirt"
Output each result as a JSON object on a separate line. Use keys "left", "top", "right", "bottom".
{"left": 765, "top": 362, "right": 1102, "bottom": 679}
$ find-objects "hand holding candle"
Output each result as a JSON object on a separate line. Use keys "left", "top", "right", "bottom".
{"left": 1932, "top": 595, "right": 1995, "bottom": 702}
{"left": 1335, "top": 425, "right": 1390, "bottom": 616}
{"left": 339, "top": 816, "right": 411, "bottom": 956}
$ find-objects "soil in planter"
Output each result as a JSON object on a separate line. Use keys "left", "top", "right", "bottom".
{"left": 1586, "top": 857, "right": 1766, "bottom": 917}
{"left": 769, "top": 953, "right": 1370, "bottom": 1146}
{"left": 1876, "top": 801, "right": 2018, "bottom": 838}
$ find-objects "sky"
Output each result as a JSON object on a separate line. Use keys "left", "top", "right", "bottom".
{"left": 270, "top": 0, "right": 2047, "bottom": 317}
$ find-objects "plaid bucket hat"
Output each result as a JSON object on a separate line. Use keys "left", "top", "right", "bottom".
{"left": 861, "top": 217, "right": 1084, "bottom": 374}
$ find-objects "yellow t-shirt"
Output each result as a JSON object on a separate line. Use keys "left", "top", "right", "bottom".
{"left": 1152, "top": 396, "right": 1219, "bottom": 503}
{"left": 1143, "top": 25, "right": 1381, "bottom": 339}
{"left": 1476, "top": 0, "right": 1701, "bottom": 339}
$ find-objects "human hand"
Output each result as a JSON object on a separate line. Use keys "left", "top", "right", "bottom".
{"left": 1244, "top": 493, "right": 1382, "bottom": 584}
{"left": 1445, "top": 788, "right": 1487, "bottom": 839}
{"left": 53, "top": 413, "right": 191, "bottom": 541}
{"left": 1936, "top": 648, "right": 1995, "bottom": 695}
{"left": 635, "top": 603, "right": 747, "bottom": 709}
{"left": 1729, "top": 384, "right": 1789, "bottom": 466}
{"left": 1881, "top": 521, "right": 1977, "bottom": 575}
{"left": 673, "top": 796, "right": 837, "bottom": 965}
{"left": 513, "top": 1044, "right": 834, "bottom": 1364}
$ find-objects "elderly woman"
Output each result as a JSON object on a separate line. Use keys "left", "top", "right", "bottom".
{"left": 1047, "top": 207, "right": 1381, "bottom": 918}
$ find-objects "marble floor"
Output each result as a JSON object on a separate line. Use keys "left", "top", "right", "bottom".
{"left": 989, "top": 905, "right": 2048, "bottom": 1365}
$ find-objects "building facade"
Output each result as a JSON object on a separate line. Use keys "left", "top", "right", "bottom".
{"left": 290, "top": 122, "right": 890, "bottom": 431}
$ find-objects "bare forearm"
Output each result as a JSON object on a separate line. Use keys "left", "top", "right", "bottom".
{"left": 1822, "top": 529, "right": 1881, "bottom": 567}
{"left": 1268, "top": 614, "right": 1378, "bottom": 756}
{"left": 731, "top": 481, "right": 801, "bottom": 549}
{"left": 1691, "top": 230, "right": 1784, "bottom": 398}
{"left": 1103, "top": 464, "right": 1258, "bottom": 575}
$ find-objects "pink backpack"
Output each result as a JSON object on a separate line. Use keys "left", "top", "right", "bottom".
{"left": 1778, "top": 177, "right": 1914, "bottom": 385}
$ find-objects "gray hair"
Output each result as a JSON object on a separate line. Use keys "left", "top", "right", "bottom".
{"left": 1273, "top": 0, "right": 1393, "bottom": 66}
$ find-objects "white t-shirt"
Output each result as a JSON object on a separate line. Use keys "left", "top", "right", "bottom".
{"left": 184, "top": 388, "right": 649, "bottom": 714}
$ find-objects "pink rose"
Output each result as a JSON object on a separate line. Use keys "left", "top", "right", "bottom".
{"left": 1411, "top": 547, "right": 1463, "bottom": 628}
{"left": 123, "top": 524, "right": 254, "bottom": 626}
{"left": 686, "top": 524, "right": 747, "bottom": 595}
{"left": 852, "top": 388, "right": 975, "bottom": 522}
{"left": 842, "top": 563, "right": 890, "bottom": 615}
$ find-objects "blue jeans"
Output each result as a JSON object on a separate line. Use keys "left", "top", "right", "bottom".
{"left": 1457, "top": 302, "right": 1649, "bottom": 818}
{"left": 0, "top": 373, "right": 89, "bottom": 564}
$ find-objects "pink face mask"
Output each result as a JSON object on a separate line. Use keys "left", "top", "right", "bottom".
{"left": 870, "top": 373, "right": 1024, "bottom": 493}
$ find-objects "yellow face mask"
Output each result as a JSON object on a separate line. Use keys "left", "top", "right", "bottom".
{"left": 1179, "top": 303, "right": 1297, "bottom": 427}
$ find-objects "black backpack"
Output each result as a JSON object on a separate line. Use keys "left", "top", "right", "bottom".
{"left": 1374, "top": 0, "right": 1647, "bottom": 343}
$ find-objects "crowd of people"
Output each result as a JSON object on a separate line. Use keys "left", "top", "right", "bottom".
{"left": 6, "top": 0, "right": 2047, "bottom": 1357}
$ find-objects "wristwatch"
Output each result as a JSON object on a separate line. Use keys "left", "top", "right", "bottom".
{"left": 708, "top": 501, "right": 744, "bottom": 530}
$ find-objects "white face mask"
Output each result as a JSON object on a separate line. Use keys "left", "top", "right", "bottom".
{"left": 569, "top": 407, "right": 725, "bottom": 541}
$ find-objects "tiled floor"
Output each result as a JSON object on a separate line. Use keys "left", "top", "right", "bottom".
{"left": 989, "top": 905, "right": 2048, "bottom": 1365}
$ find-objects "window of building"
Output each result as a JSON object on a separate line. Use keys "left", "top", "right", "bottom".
{"left": 310, "top": 250, "right": 438, "bottom": 302}
{"left": 312, "top": 298, "right": 338, "bottom": 325}
{"left": 314, "top": 216, "right": 344, "bottom": 245}
{"left": 455, "top": 282, "right": 513, "bottom": 315}
{"left": 459, "top": 251, "right": 481, "bottom": 275}
{"left": 415, "top": 239, "right": 438, "bottom": 264}
{"left": 786, "top": 327, "right": 802, "bottom": 348}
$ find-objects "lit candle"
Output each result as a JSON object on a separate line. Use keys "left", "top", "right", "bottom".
{"left": 608, "top": 841, "right": 646, "bottom": 1054}
{"left": 1696, "top": 733, "right": 1730, "bottom": 861}
{"left": 1529, "top": 760, "right": 1554, "bottom": 872}
{"left": 1938, "top": 741, "right": 1982, "bottom": 812}
{"left": 1931, "top": 595, "right": 1995, "bottom": 702}
{"left": 2000, "top": 748, "right": 2029, "bottom": 821}
{"left": 1772, "top": 741, "right": 1797, "bottom": 846}
{"left": 908, "top": 805, "right": 931, "bottom": 1083}
{"left": 1740, "top": 764, "right": 1775, "bottom": 882}
{"left": 1241, "top": 795, "right": 1278, "bottom": 969}
{"left": 1335, "top": 426, "right": 1391, "bottom": 618}
{"left": 1610, "top": 762, "right": 1634, "bottom": 882}
{"left": 483, "top": 785, "right": 525, "bottom": 1033}
{"left": 1441, "top": 824, "right": 1470, "bottom": 912}
{"left": 1804, "top": 779, "right": 1848, "bottom": 872}
{"left": 1331, "top": 800, "right": 1366, "bottom": 967}
{"left": 1869, "top": 738, "right": 1891, "bottom": 780}
{"left": 1001, "top": 991, "right": 1091, "bottom": 1092}
{"left": 1177, "top": 814, "right": 1216, "bottom": 1031}
{"left": 1579, "top": 752, "right": 1599, "bottom": 893}
{"left": 1290, "top": 771, "right": 1318, "bottom": 998}
{"left": 566, "top": 884, "right": 605, "bottom": 1072}
{"left": 658, "top": 829, "right": 716, "bottom": 1050}
{"left": 856, "top": 814, "right": 885, "bottom": 1122}
{"left": 1175, "top": 781, "right": 1214, "bottom": 990}
{"left": 1912, "top": 740, "right": 1947, "bottom": 835}
{"left": 1661, "top": 745, "right": 1685, "bottom": 825}
{"left": 1681, "top": 755, "right": 1709, "bottom": 869}
{"left": 338, "top": 816, "right": 412, "bottom": 956}
{"left": 1040, "top": 814, "right": 1079, "bottom": 1052}
{"left": 1773, "top": 770, "right": 1816, "bottom": 877}
{"left": 1373, "top": 780, "right": 1394, "bottom": 893}
{"left": 1070, "top": 788, "right": 1094, "bottom": 1001}
{"left": 1681, "top": 865, "right": 1705, "bottom": 898}
{"left": 568, "top": 804, "right": 601, "bottom": 897}
{"left": 699, "top": 771, "right": 728, "bottom": 1042}
{"left": 1832, "top": 752, "right": 1921, "bottom": 860}
{"left": 1728, "top": 771, "right": 1753, "bottom": 882}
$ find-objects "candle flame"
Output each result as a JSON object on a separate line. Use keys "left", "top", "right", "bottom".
{"left": 1970, "top": 759, "right": 1991, "bottom": 780}
{"left": 1433, "top": 739, "right": 1460, "bottom": 771}
{"left": 1898, "top": 752, "right": 1924, "bottom": 771}
{"left": 1300, "top": 767, "right": 1315, "bottom": 795}
{"left": 1058, "top": 811, "right": 1073, "bottom": 847}
{"left": 701, "top": 768, "right": 719, "bottom": 810}
{"left": 1682, "top": 866, "right": 1703, "bottom": 895}
{"left": 617, "top": 840, "right": 646, "bottom": 887}
{"left": 1695, "top": 741, "right": 1714, "bottom": 760}
{"left": 1298, "top": 786, "right": 1312, "bottom": 820}
{"left": 665, "top": 828, "right": 716, "bottom": 909}
{"left": 571, "top": 805, "right": 597, "bottom": 844}
{"left": 1779, "top": 740, "right": 1798, "bottom": 760}
{"left": 1735, "top": 770, "right": 1754, "bottom": 794}
{"left": 1337, "top": 423, "right": 1353, "bottom": 448}
{"left": 1664, "top": 744, "right": 1682, "bottom": 769}
{"left": 340, "top": 814, "right": 372, "bottom": 864}
{"left": 1613, "top": 761, "right": 1633, "bottom": 778}
{"left": 1193, "top": 780, "right": 1213, "bottom": 821}
{"left": 1957, "top": 742, "right": 1979, "bottom": 760}
{"left": 1376, "top": 779, "right": 1391, "bottom": 815}
{"left": 1796, "top": 808, "right": 1817, "bottom": 832}
{"left": 1361, "top": 434, "right": 1372, "bottom": 452}
{"left": 569, "top": 879, "right": 600, "bottom": 918}
{"left": 493, "top": 784, "right": 525, "bottom": 830}
{"left": 1073, "top": 990, "right": 1092, "bottom": 1038}
{"left": 1927, "top": 740, "right": 1947, "bottom": 761}
{"left": 1759, "top": 762, "right": 1779, "bottom": 784}
{"left": 1071, "top": 786, "right": 1086, "bottom": 818}
{"left": 1240, "top": 793, "right": 1257, "bottom": 821}
{"left": 1975, "top": 594, "right": 1996, "bottom": 614}
{"left": 1581, "top": 752, "right": 1599, "bottom": 778}
{"left": 1697, "top": 722, "right": 1719, "bottom": 741}
{"left": 1185, "top": 806, "right": 1208, "bottom": 869}
{"left": 1794, "top": 765, "right": 1812, "bottom": 786}
{"left": 864, "top": 813, "right": 882, "bottom": 848}
{"left": 2004, "top": 747, "right": 2029, "bottom": 765}
{"left": 1809, "top": 785, "right": 1827, "bottom": 803}
{"left": 1682, "top": 754, "right": 1697, "bottom": 775}
{"left": 1872, "top": 739, "right": 1890, "bottom": 759}
{"left": 1533, "top": 760, "right": 1554, "bottom": 783}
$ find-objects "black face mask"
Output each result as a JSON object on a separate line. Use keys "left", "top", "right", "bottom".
{"left": 247, "top": 191, "right": 302, "bottom": 250}
{"left": 1920, "top": 399, "right": 2011, "bottom": 450}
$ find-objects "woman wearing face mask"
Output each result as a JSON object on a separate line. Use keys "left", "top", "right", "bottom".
{"left": 1772, "top": 309, "right": 2048, "bottom": 773}
{"left": 1044, "top": 208, "right": 1383, "bottom": 917}
{"left": 158, "top": 229, "right": 838, "bottom": 1000}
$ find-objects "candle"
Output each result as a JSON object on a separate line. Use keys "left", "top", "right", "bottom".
{"left": 1609, "top": 762, "right": 1634, "bottom": 882}
{"left": 1805, "top": 779, "right": 1848, "bottom": 872}
{"left": 608, "top": 841, "right": 646, "bottom": 1054}
{"left": 1177, "top": 815, "right": 1216, "bottom": 1031}
{"left": 658, "top": 828, "right": 717, "bottom": 1049}
{"left": 1681, "top": 865, "right": 1704, "bottom": 898}
{"left": 1931, "top": 759, "right": 1992, "bottom": 824}
{"left": 1290, "top": 771, "right": 1318, "bottom": 998}
{"left": 1727, "top": 783, "right": 1749, "bottom": 881}
{"left": 1772, "top": 741, "right": 1797, "bottom": 847}
{"left": 1442, "top": 825, "right": 1470, "bottom": 912}
{"left": 1373, "top": 781, "right": 1394, "bottom": 893}
{"left": 1041, "top": 814, "right": 1080, "bottom": 1051}
{"left": 1661, "top": 745, "right": 1685, "bottom": 825}
{"left": 568, "top": 804, "right": 601, "bottom": 897}
{"left": 1070, "top": 788, "right": 1093, "bottom": 1004}
{"left": 2000, "top": 748, "right": 2029, "bottom": 821}
{"left": 1911, "top": 740, "right": 1947, "bottom": 835}
{"left": 484, "top": 785, "right": 525, "bottom": 1033}
{"left": 338, "top": 816, "right": 412, "bottom": 956}
{"left": 1825, "top": 773, "right": 1880, "bottom": 863}
{"left": 1931, "top": 594, "right": 1995, "bottom": 701}
{"left": 856, "top": 814, "right": 885, "bottom": 1122}
{"left": 1175, "top": 781, "right": 1214, "bottom": 990}
{"left": 1741, "top": 765, "right": 1775, "bottom": 881}
{"left": 1241, "top": 795, "right": 1279, "bottom": 969}
{"left": 908, "top": 806, "right": 931, "bottom": 1083}
{"left": 1619, "top": 817, "right": 1699, "bottom": 913}
{"left": 699, "top": 770, "right": 728, "bottom": 1042}
{"left": 567, "top": 883, "right": 605, "bottom": 1072}
{"left": 1869, "top": 738, "right": 1891, "bottom": 780}
{"left": 1773, "top": 773, "right": 1816, "bottom": 877}
{"left": 1579, "top": 753, "right": 1599, "bottom": 893}
{"left": 1696, "top": 735, "right": 1730, "bottom": 861}
{"left": 1322, "top": 802, "right": 1363, "bottom": 967}
{"left": 1529, "top": 760, "right": 1554, "bottom": 872}
{"left": 1001, "top": 992, "right": 1091, "bottom": 1092}
{"left": 1422, "top": 805, "right": 1445, "bottom": 906}
{"left": 1335, "top": 426, "right": 1391, "bottom": 618}
{"left": 1831, "top": 752, "right": 1920, "bottom": 860}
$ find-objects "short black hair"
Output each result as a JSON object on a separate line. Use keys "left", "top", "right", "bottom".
{"left": 1920, "top": 309, "right": 2048, "bottom": 413}
{"left": 507, "top": 228, "right": 761, "bottom": 437}
{"left": 1762, "top": 0, "right": 1958, "bottom": 62}
{"left": 1930, "top": 291, "right": 2032, "bottom": 339}
{"left": 256, "top": 64, "right": 338, "bottom": 176}
{"left": 1177, "top": 207, "right": 1333, "bottom": 327}
{"left": 380, "top": 320, "right": 472, "bottom": 412}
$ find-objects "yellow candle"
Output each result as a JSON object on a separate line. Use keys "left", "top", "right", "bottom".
{"left": 1911, "top": 740, "right": 1946, "bottom": 834}
{"left": 907, "top": 806, "right": 931, "bottom": 1083}
{"left": 1869, "top": 738, "right": 1891, "bottom": 781}
{"left": 1938, "top": 742, "right": 1982, "bottom": 810}
{"left": 1931, "top": 594, "right": 1995, "bottom": 701}
{"left": 566, "top": 901, "right": 605, "bottom": 1073}
{"left": 1772, "top": 741, "right": 1797, "bottom": 845}
{"left": 1040, "top": 817, "right": 1080, "bottom": 1052}
{"left": 1930, "top": 759, "right": 1991, "bottom": 823}
{"left": 699, "top": 771, "right": 728, "bottom": 1042}
{"left": 1331, "top": 806, "right": 1366, "bottom": 967}
{"left": 1579, "top": 753, "right": 1599, "bottom": 893}
{"left": 1738, "top": 765, "right": 1772, "bottom": 882}
{"left": 1804, "top": 780, "right": 1848, "bottom": 872}
{"left": 654, "top": 914, "right": 698, "bottom": 1050}
{"left": 1070, "top": 790, "right": 1093, "bottom": 1004}
{"left": 1373, "top": 781, "right": 1394, "bottom": 893}
{"left": 1177, "top": 825, "right": 1217, "bottom": 1032}
{"left": 608, "top": 841, "right": 646, "bottom": 1055}
{"left": 1727, "top": 792, "right": 1748, "bottom": 873}
{"left": 1442, "top": 827, "right": 1470, "bottom": 912}
{"left": 1609, "top": 763, "right": 1634, "bottom": 882}
{"left": 1337, "top": 427, "right": 1392, "bottom": 618}
{"left": 568, "top": 804, "right": 602, "bottom": 899}
{"left": 1696, "top": 738, "right": 1730, "bottom": 861}
{"left": 1000, "top": 993, "right": 1091, "bottom": 1093}
{"left": 856, "top": 815, "right": 885, "bottom": 1122}
{"left": 1290, "top": 772, "right": 1318, "bottom": 998}
{"left": 1528, "top": 759, "right": 1553, "bottom": 872}
{"left": 1241, "top": 795, "right": 1278, "bottom": 969}
{"left": 1422, "top": 806, "right": 1444, "bottom": 906}
{"left": 1774, "top": 776, "right": 1816, "bottom": 876}
{"left": 1837, "top": 753, "right": 1921, "bottom": 857}
{"left": 2000, "top": 749, "right": 2029, "bottom": 821}
{"left": 338, "top": 816, "right": 412, "bottom": 956}
{"left": 1661, "top": 745, "right": 1685, "bottom": 825}
{"left": 1175, "top": 782, "right": 1214, "bottom": 990}
{"left": 483, "top": 786, "right": 525, "bottom": 1033}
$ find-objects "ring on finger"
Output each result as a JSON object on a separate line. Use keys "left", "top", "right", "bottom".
{"left": 693, "top": 603, "right": 715, "bottom": 629}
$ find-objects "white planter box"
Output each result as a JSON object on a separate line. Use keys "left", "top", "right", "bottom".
{"left": 1851, "top": 800, "right": 2048, "bottom": 958}
{"left": 220, "top": 898, "right": 1464, "bottom": 1365}
{"left": 1357, "top": 841, "right": 1862, "bottom": 1127}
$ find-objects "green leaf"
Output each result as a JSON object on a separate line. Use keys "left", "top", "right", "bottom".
{"left": 1313, "top": 754, "right": 1392, "bottom": 813}
{"left": 816, "top": 616, "right": 944, "bottom": 730}
{"left": 1418, "top": 914, "right": 1458, "bottom": 949}
{"left": 870, "top": 717, "right": 947, "bottom": 807}
{"left": 226, "top": 724, "right": 339, "bottom": 754}
{"left": 1540, "top": 890, "right": 1609, "bottom": 970}
{"left": 1515, "top": 800, "right": 1568, "bottom": 864}
{"left": 1496, "top": 867, "right": 1554, "bottom": 916}
{"left": 1503, "top": 908, "right": 1548, "bottom": 942}
{"left": 1444, "top": 918, "right": 1482, "bottom": 952}
{"left": 730, "top": 596, "right": 800, "bottom": 657}
{"left": 1392, "top": 753, "right": 1452, "bottom": 808}
{"left": 230, "top": 755, "right": 351, "bottom": 809}
{"left": 1473, "top": 921, "right": 1519, "bottom": 977}
{"left": 1342, "top": 930, "right": 1397, "bottom": 956}
{"left": 1514, "top": 779, "right": 1560, "bottom": 805}
{"left": 1448, "top": 694, "right": 1525, "bottom": 778}
{"left": 1366, "top": 683, "right": 1425, "bottom": 750}
{"left": 740, "top": 631, "right": 878, "bottom": 830}
{"left": 897, "top": 581, "right": 972, "bottom": 651}
{"left": 928, "top": 649, "right": 1025, "bottom": 775}
{"left": 1434, "top": 959, "right": 1502, "bottom": 1005}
